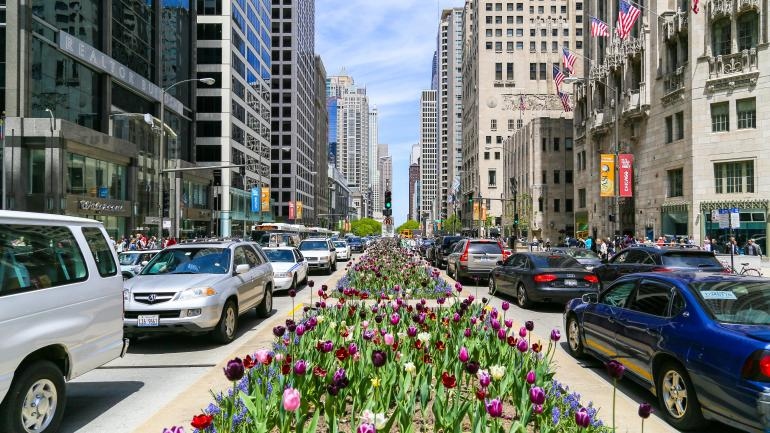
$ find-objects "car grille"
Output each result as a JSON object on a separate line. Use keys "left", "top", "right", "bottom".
{"left": 133, "top": 292, "right": 176, "bottom": 305}
{"left": 307, "top": 257, "right": 318, "bottom": 261}
{"left": 124, "top": 310, "right": 181, "bottom": 319}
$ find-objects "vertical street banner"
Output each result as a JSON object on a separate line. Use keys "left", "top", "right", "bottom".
{"left": 288, "top": 201, "right": 296, "bottom": 220}
{"left": 260, "top": 187, "right": 270, "bottom": 211}
{"left": 296, "top": 201, "right": 303, "bottom": 220}
{"left": 251, "top": 188, "right": 261, "bottom": 212}
{"left": 473, "top": 202, "right": 480, "bottom": 221}
{"left": 481, "top": 204, "right": 487, "bottom": 221}
{"left": 618, "top": 154, "right": 634, "bottom": 197}
{"left": 600, "top": 154, "right": 615, "bottom": 197}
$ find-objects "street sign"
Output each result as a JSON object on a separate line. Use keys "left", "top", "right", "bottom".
{"left": 718, "top": 209, "right": 729, "bottom": 229}
{"left": 162, "top": 219, "right": 172, "bottom": 229}
{"left": 718, "top": 208, "right": 741, "bottom": 229}
{"left": 730, "top": 208, "right": 741, "bottom": 228}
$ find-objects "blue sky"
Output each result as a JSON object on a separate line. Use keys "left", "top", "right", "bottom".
{"left": 317, "top": 0, "right": 464, "bottom": 226}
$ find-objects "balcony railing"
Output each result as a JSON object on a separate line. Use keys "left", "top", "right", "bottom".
{"left": 709, "top": 0, "right": 733, "bottom": 20}
{"left": 662, "top": 10, "right": 688, "bottom": 41}
{"left": 662, "top": 67, "right": 686, "bottom": 105}
{"left": 737, "top": 0, "right": 760, "bottom": 12}
{"left": 706, "top": 48, "right": 760, "bottom": 91}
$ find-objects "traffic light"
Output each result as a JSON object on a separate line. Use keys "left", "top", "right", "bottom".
{"left": 385, "top": 190, "right": 392, "bottom": 210}
{"left": 514, "top": 213, "right": 519, "bottom": 226}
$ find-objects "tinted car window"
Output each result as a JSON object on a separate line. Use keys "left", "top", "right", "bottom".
{"left": 334, "top": 241, "right": 347, "bottom": 248}
{"left": 469, "top": 242, "right": 503, "bottom": 254}
{"left": 443, "top": 236, "right": 462, "bottom": 247}
{"left": 243, "top": 246, "right": 261, "bottom": 266}
{"left": 570, "top": 249, "right": 600, "bottom": 259}
{"left": 452, "top": 241, "right": 466, "bottom": 253}
{"left": 265, "top": 249, "right": 295, "bottom": 262}
{"left": 530, "top": 255, "right": 583, "bottom": 269}
{"left": 82, "top": 227, "right": 118, "bottom": 277}
{"left": 662, "top": 252, "right": 722, "bottom": 268}
{"left": 142, "top": 248, "right": 231, "bottom": 275}
{"left": 628, "top": 281, "right": 672, "bottom": 316}
{"left": 625, "top": 250, "right": 650, "bottom": 264}
{"left": 612, "top": 250, "right": 629, "bottom": 263}
{"left": 509, "top": 255, "right": 527, "bottom": 268}
{"left": 691, "top": 281, "right": 770, "bottom": 325}
{"left": 0, "top": 224, "right": 88, "bottom": 295}
{"left": 601, "top": 281, "right": 636, "bottom": 307}
{"left": 299, "top": 241, "right": 329, "bottom": 251}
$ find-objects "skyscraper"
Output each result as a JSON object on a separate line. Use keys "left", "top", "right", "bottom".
{"left": 196, "top": 0, "right": 272, "bottom": 236}
{"left": 369, "top": 108, "right": 381, "bottom": 218}
{"left": 314, "top": 56, "right": 329, "bottom": 226}
{"left": 271, "top": 0, "right": 318, "bottom": 222}
{"left": 409, "top": 144, "right": 421, "bottom": 222}
{"left": 420, "top": 90, "right": 439, "bottom": 232}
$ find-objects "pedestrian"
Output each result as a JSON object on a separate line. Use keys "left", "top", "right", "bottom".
{"left": 703, "top": 236, "right": 711, "bottom": 252}
{"left": 688, "top": 235, "right": 695, "bottom": 246}
{"left": 585, "top": 236, "right": 593, "bottom": 251}
{"left": 656, "top": 236, "right": 665, "bottom": 247}
{"left": 711, "top": 238, "right": 718, "bottom": 253}
{"left": 545, "top": 238, "right": 551, "bottom": 251}
{"left": 726, "top": 237, "right": 739, "bottom": 254}
{"left": 599, "top": 239, "right": 608, "bottom": 260}
{"left": 745, "top": 239, "right": 763, "bottom": 256}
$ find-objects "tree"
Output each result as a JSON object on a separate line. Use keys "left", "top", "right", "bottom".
{"left": 396, "top": 220, "right": 420, "bottom": 233}
{"left": 445, "top": 214, "right": 461, "bottom": 234}
{"left": 350, "top": 218, "right": 382, "bottom": 237}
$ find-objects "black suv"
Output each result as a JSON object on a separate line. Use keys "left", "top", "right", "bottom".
{"left": 592, "top": 246, "right": 725, "bottom": 286}
{"left": 431, "top": 235, "right": 463, "bottom": 269}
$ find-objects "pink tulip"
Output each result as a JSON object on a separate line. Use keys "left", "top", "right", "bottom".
{"left": 519, "top": 327, "right": 527, "bottom": 338}
{"left": 497, "top": 329, "right": 506, "bottom": 340}
{"left": 282, "top": 388, "right": 301, "bottom": 411}
{"left": 275, "top": 353, "right": 284, "bottom": 363}
{"left": 390, "top": 313, "right": 400, "bottom": 326}
{"left": 255, "top": 349, "right": 271, "bottom": 365}
{"left": 459, "top": 346, "right": 469, "bottom": 363}
{"left": 384, "top": 333, "right": 395, "bottom": 345}
{"left": 526, "top": 370, "right": 536, "bottom": 384}
{"left": 361, "top": 320, "right": 369, "bottom": 329}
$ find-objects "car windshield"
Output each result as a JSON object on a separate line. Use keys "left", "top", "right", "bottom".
{"left": 569, "top": 249, "right": 600, "bottom": 259}
{"left": 662, "top": 252, "right": 722, "bottom": 268}
{"left": 469, "top": 242, "right": 502, "bottom": 254}
{"left": 349, "top": 238, "right": 362, "bottom": 244}
{"left": 264, "top": 249, "right": 295, "bottom": 262}
{"left": 334, "top": 241, "right": 347, "bottom": 248}
{"left": 691, "top": 281, "right": 770, "bottom": 325}
{"left": 141, "top": 248, "right": 231, "bottom": 275}
{"left": 443, "top": 236, "right": 462, "bottom": 246}
{"left": 300, "top": 241, "right": 328, "bottom": 251}
{"left": 530, "top": 255, "right": 583, "bottom": 269}
{"left": 119, "top": 253, "right": 141, "bottom": 266}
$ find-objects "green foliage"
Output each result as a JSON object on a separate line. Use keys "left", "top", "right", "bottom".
{"left": 350, "top": 218, "right": 382, "bottom": 236}
{"left": 396, "top": 220, "right": 420, "bottom": 233}
{"left": 444, "top": 214, "right": 461, "bottom": 234}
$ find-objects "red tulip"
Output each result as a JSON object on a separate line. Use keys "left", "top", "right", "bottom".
{"left": 191, "top": 414, "right": 213, "bottom": 429}
{"left": 441, "top": 372, "right": 457, "bottom": 388}
{"left": 242, "top": 355, "right": 256, "bottom": 369}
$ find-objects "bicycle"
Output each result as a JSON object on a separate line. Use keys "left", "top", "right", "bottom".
{"left": 724, "top": 262, "right": 764, "bottom": 277}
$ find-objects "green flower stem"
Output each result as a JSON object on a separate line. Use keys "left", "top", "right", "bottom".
{"left": 612, "top": 379, "right": 617, "bottom": 432}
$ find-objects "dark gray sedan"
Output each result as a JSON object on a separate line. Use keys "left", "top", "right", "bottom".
{"left": 488, "top": 252, "right": 599, "bottom": 308}
{"left": 550, "top": 248, "right": 603, "bottom": 271}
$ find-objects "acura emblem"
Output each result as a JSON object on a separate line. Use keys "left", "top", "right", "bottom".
{"left": 148, "top": 294, "right": 157, "bottom": 302}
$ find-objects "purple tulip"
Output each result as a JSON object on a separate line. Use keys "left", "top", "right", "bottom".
{"left": 333, "top": 368, "right": 348, "bottom": 387}
{"left": 357, "top": 423, "right": 376, "bottom": 433}
{"left": 486, "top": 398, "right": 503, "bottom": 418}
{"left": 453, "top": 312, "right": 461, "bottom": 322}
{"left": 529, "top": 386, "right": 546, "bottom": 405}
{"left": 348, "top": 343, "right": 358, "bottom": 355}
{"left": 294, "top": 360, "right": 308, "bottom": 375}
{"left": 526, "top": 370, "right": 536, "bottom": 385}
{"left": 470, "top": 317, "right": 478, "bottom": 325}
{"left": 517, "top": 339, "right": 529, "bottom": 353}
{"left": 437, "top": 297, "right": 445, "bottom": 305}
{"left": 459, "top": 347, "right": 469, "bottom": 363}
{"left": 371, "top": 350, "right": 387, "bottom": 367}
{"left": 308, "top": 317, "right": 317, "bottom": 327}
{"left": 287, "top": 322, "right": 297, "bottom": 333}
{"left": 308, "top": 280, "right": 315, "bottom": 288}
{"left": 519, "top": 326, "right": 527, "bottom": 338}
{"left": 273, "top": 326, "right": 286, "bottom": 338}
{"left": 551, "top": 329, "right": 561, "bottom": 342}
{"left": 525, "top": 320, "right": 534, "bottom": 331}
{"left": 363, "top": 330, "right": 375, "bottom": 341}
{"left": 478, "top": 370, "right": 491, "bottom": 387}
{"left": 223, "top": 358, "right": 245, "bottom": 382}
{"left": 455, "top": 282, "right": 463, "bottom": 292}
{"left": 407, "top": 326, "right": 417, "bottom": 337}
{"left": 390, "top": 313, "right": 400, "bottom": 326}
{"left": 497, "top": 329, "right": 506, "bottom": 340}
{"left": 638, "top": 402, "right": 653, "bottom": 418}
{"left": 464, "top": 328, "right": 472, "bottom": 338}
{"left": 321, "top": 340, "right": 334, "bottom": 353}
{"left": 289, "top": 289, "right": 296, "bottom": 298}
{"left": 504, "top": 319, "right": 513, "bottom": 328}
{"left": 466, "top": 361, "right": 480, "bottom": 374}
{"left": 491, "top": 319, "right": 501, "bottom": 331}
{"left": 490, "top": 310, "right": 499, "bottom": 319}
{"left": 502, "top": 301, "right": 510, "bottom": 311}
{"left": 533, "top": 404, "right": 544, "bottom": 414}
{"left": 606, "top": 360, "right": 626, "bottom": 380}
{"left": 468, "top": 295, "right": 475, "bottom": 302}
{"left": 575, "top": 408, "right": 591, "bottom": 428}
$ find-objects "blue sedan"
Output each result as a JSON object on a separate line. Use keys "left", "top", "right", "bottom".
{"left": 564, "top": 272, "right": 770, "bottom": 432}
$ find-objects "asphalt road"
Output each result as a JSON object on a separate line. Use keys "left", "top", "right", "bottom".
{"left": 59, "top": 262, "right": 348, "bottom": 433}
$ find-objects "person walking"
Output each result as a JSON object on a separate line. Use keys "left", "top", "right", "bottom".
{"left": 703, "top": 236, "right": 711, "bottom": 252}
{"left": 745, "top": 239, "right": 763, "bottom": 256}
{"left": 585, "top": 236, "right": 593, "bottom": 251}
{"left": 599, "top": 239, "right": 608, "bottom": 260}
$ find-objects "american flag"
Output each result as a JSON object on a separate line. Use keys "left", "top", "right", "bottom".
{"left": 692, "top": 0, "right": 699, "bottom": 13}
{"left": 559, "top": 91, "right": 572, "bottom": 112}
{"left": 553, "top": 65, "right": 565, "bottom": 90}
{"left": 616, "top": 0, "right": 641, "bottom": 39}
{"left": 590, "top": 16, "right": 609, "bottom": 37}
{"left": 519, "top": 94, "right": 526, "bottom": 112}
{"left": 562, "top": 48, "right": 577, "bottom": 73}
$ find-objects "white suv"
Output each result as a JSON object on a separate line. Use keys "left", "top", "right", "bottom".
{"left": 0, "top": 211, "right": 128, "bottom": 433}
{"left": 123, "top": 240, "right": 273, "bottom": 343}
{"left": 298, "top": 238, "right": 337, "bottom": 274}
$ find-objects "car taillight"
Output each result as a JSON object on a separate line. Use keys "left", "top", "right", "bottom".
{"left": 460, "top": 242, "right": 470, "bottom": 262}
{"left": 584, "top": 275, "right": 599, "bottom": 284}
{"left": 534, "top": 274, "right": 558, "bottom": 283}
{"left": 652, "top": 267, "right": 673, "bottom": 272}
{"left": 741, "top": 350, "right": 770, "bottom": 382}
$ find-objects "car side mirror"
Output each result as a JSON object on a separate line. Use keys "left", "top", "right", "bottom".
{"left": 496, "top": 260, "right": 504, "bottom": 266}
{"left": 141, "top": 260, "right": 149, "bottom": 266}
{"left": 330, "top": 248, "right": 336, "bottom": 252}
{"left": 581, "top": 293, "right": 598, "bottom": 304}
{"left": 236, "top": 264, "right": 250, "bottom": 274}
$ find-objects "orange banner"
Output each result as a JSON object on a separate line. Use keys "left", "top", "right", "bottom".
{"left": 600, "top": 154, "right": 615, "bottom": 197}
{"left": 473, "top": 202, "right": 480, "bottom": 221}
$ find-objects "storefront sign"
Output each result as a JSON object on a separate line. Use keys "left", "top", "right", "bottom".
{"left": 288, "top": 201, "right": 296, "bottom": 220}
{"left": 251, "top": 188, "right": 261, "bottom": 212}
{"left": 618, "top": 154, "right": 633, "bottom": 197}
{"left": 68, "top": 196, "right": 131, "bottom": 217}
{"left": 260, "top": 187, "right": 270, "bottom": 211}
{"left": 600, "top": 154, "right": 615, "bottom": 197}
{"left": 58, "top": 31, "right": 184, "bottom": 115}
{"left": 78, "top": 200, "right": 124, "bottom": 213}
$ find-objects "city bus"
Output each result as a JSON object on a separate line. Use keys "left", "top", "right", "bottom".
{"left": 252, "top": 223, "right": 310, "bottom": 247}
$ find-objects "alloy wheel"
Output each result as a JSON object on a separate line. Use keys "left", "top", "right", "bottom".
{"left": 568, "top": 320, "right": 580, "bottom": 352}
{"left": 517, "top": 285, "right": 527, "bottom": 306}
{"left": 21, "top": 379, "right": 57, "bottom": 433}
{"left": 662, "top": 370, "right": 688, "bottom": 419}
{"left": 266, "top": 288, "right": 273, "bottom": 312}
{"left": 225, "top": 306, "right": 236, "bottom": 338}
{"left": 488, "top": 278, "right": 496, "bottom": 296}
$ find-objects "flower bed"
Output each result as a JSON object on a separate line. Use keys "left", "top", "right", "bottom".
{"left": 185, "top": 274, "right": 609, "bottom": 432}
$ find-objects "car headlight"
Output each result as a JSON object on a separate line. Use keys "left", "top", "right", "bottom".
{"left": 274, "top": 272, "right": 294, "bottom": 278}
{"left": 174, "top": 287, "right": 217, "bottom": 301}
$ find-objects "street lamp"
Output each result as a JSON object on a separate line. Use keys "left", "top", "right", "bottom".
{"left": 563, "top": 76, "right": 620, "bottom": 239}
{"left": 158, "top": 77, "right": 216, "bottom": 238}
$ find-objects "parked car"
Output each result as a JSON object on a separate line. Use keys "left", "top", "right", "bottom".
{"left": 123, "top": 240, "right": 274, "bottom": 344}
{"left": 263, "top": 247, "right": 309, "bottom": 292}
{"left": 0, "top": 211, "right": 129, "bottom": 433}
{"left": 333, "top": 240, "right": 351, "bottom": 261}
{"left": 119, "top": 249, "right": 161, "bottom": 279}
{"left": 348, "top": 237, "right": 365, "bottom": 253}
{"left": 431, "top": 235, "right": 464, "bottom": 269}
{"left": 565, "top": 273, "right": 770, "bottom": 432}
{"left": 446, "top": 239, "right": 507, "bottom": 283}
{"left": 592, "top": 246, "right": 725, "bottom": 287}
{"left": 299, "top": 238, "right": 337, "bottom": 274}
{"left": 489, "top": 252, "right": 599, "bottom": 308}
{"left": 550, "top": 247, "right": 603, "bottom": 271}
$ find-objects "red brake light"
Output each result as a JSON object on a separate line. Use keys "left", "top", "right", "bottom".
{"left": 761, "top": 356, "right": 770, "bottom": 377}
{"left": 584, "top": 275, "right": 599, "bottom": 284}
{"left": 460, "top": 242, "right": 469, "bottom": 262}
{"left": 534, "top": 274, "right": 558, "bottom": 283}
{"left": 742, "top": 351, "right": 770, "bottom": 382}
{"left": 652, "top": 267, "right": 673, "bottom": 272}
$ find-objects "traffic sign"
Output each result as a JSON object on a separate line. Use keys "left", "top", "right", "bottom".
{"left": 730, "top": 208, "right": 740, "bottom": 228}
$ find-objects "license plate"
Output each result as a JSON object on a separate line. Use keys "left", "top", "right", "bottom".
{"left": 564, "top": 279, "right": 578, "bottom": 287}
{"left": 137, "top": 315, "right": 159, "bottom": 327}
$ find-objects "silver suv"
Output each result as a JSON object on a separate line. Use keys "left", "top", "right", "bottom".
{"left": 298, "top": 238, "right": 337, "bottom": 274}
{"left": 123, "top": 240, "right": 273, "bottom": 344}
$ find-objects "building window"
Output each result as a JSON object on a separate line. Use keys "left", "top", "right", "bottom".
{"left": 737, "top": 98, "right": 756, "bottom": 129}
{"left": 566, "top": 170, "right": 573, "bottom": 183}
{"left": 565, "top": 199, "right": 573, "bottom": 212}
{"left": 665, "top": 115, "right": 673, "bottom": 143}
{"left": 565, "top": 137, "right": 573, "bottom": 150}
{"left": 553, "top": 137, "right": 560, "bottom": 151}
{"left": 517, "top": 2, "right": 524, "bottom": 10}
{"left": 711, "top": 102, "right": 729, "bottom": 132}
{"left": 541, "top": 41, "right": 548, "bottom": 52}
{"left": 576, "top": 41, "right": 583, "bottom": 49}
{"left": 506, "top": 63, "right": 514, "bottom": 80}
{"left": 553, "top": 170, "right": 560, "bottom": 184}
{"left": 530, "top": 5, "right": 534, "bottom": 13}
{"left": 516, "top": 41, "right": 524, "bottom": 50}
{"left": 554, "top": 199, "right": 560, "bottom": 213}
{"left": 495, "top": 41, "right": 503, "bottom": 51}
{"left": 496, "top": 29, "right": 503, "bottom": 37}
{"left": 530, "top": 29, "right": 536, "bottom": 36}
{"left": 712, "top": 18, "right": 731, "bottom": 55}
{"left": 539, "top": 63, "right": 547, "bottom": 80}
{"left": 541, "top": 138, "right": 547, "bottom": 151}
{"left": 507, "top": 41, "right": 514, "bottom": 51}
{"left": 538, "top": 197, "right": 544, "bottom": 211}
{"left": 667, "top": 168, "right": 684, "bottom": 197}
{"left": 530, "top": 63, "right": 537, "bottom": 79}
{"left": 737, "top": 12, "right": 758, "bottom": 51}
{"left": 714, "top": 160, "right": 754, "bottom": 194}
{"left": 491, "top": 119, "right": 498, "bottom": 131}
{"left": 484, "top": 151, "right": 490, "bottom": 160}
{"left": 494, "top": 152, "right": 501, "bottom": 160}
{"left": 486, "top": 42, "right": 493, "bottom": 50}
{"left": 516, "top": 15, "right": 524, "bottom": 23}
{"left": 578, "top": 188, "right": 586, "bottom": 208}
{"left": 507, "top": 28, "right": 514, "bottom": 37}
{"left": 508, "top": 119, "right": 515, "bottom": 130}
{"left": 675, "top": 111, "right": 685, "bottom": 139}
{"left": 486, "top": 2, "right": 493, "bottom": 10}
{"left": 552, "top": 41, "right": 558, "bottom": 52}
{"left": 488, "top": 170, "right": 497, "bottom": 187}
{"left": 496, "top": 136, "right": 503, "bottom": 144}
{"left": 576, "top": 2, "right": 583, "bottom": 9}
{"left": 530, "top": 41, "right": 537, "bottom": 52}
{"left": 486, "top": 136, "right": 492, "bottom": 144}
{"left": 517, "top": 119, "right": 523, "bottom": 129}
{"left": 542, "top": 170, "right": 547, "bottom": 184}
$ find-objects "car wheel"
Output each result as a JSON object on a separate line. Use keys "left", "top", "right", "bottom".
{"left": 656, "top": 361, "right": 705, "bottom": 430}
{"left": 289, "top": 276, "right": 297, "bottom": 292}
{"left": 566, "top": 315, "right": 585, "bottom": 358}
{"left": 0, "top": 360, "right": 66, "bottom": 433}
{"left": 333, "top": 260, "right": 338, "bottom": 271}
{"left": 325, "top": 262, "right": 333, "bottom": 275}
{"left": 212, "top": 300, "right": 238, "bottom": 344}
{"left": 256, "top": 285, "right": 273, "bottom": 318}
{"left": 516, "top": 283, "right": 532, "bottom": 309}
{"left": 488, "top": 277, "right": 497, "bottom": 296}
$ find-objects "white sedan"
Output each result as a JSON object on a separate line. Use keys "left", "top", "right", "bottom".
{"left": 264, "top": 247, "right": 309, "bottom": 292}
{"left": 333, "top": 240, "right": 351, "bottom": 261}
